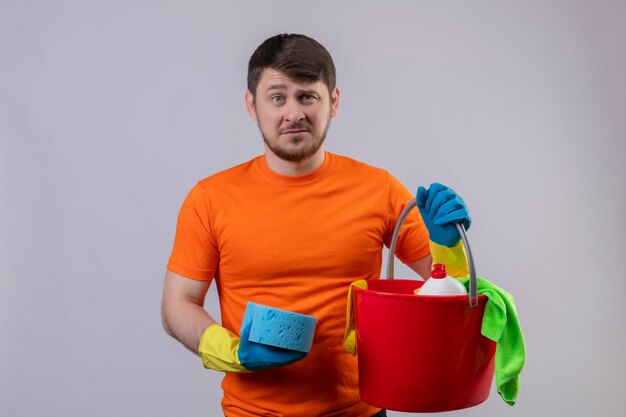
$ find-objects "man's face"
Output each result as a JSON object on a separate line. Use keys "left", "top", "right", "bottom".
{"left": 246, "top": 68, "right": 340, "bottom": 162}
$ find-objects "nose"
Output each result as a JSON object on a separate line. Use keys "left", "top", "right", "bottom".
{"left": 284, "top": 101, "right": 305, "bottom": 123}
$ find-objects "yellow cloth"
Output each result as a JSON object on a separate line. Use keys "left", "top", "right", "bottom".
{"left": 343, "top": 280, "right": 368, "bottom": 355}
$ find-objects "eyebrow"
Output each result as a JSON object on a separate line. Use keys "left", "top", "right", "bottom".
{"left": 266, "top": 84, "right": 288, "bottom": 93}
{"left": 298, "top": 88, "right": 320, "bottom": 96}
{"left": 265, "top": 84, "right": 320, "bottom": 96}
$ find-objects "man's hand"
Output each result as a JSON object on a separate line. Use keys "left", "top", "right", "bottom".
{"left": 198, "top": 315, "right": 307, "bottom": 373}
{"left": 416, "top": 183, "right": 471, "bottom": 248}
{"left": 236, "top": 321, "right": 307, "bottom": 371}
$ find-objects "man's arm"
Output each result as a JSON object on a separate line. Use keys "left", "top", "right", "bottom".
{"left": 162, "top": 269, "right": 308, "bottom": 371}
{"left": 161, "top": 269, "right": 216, "bottom": 354}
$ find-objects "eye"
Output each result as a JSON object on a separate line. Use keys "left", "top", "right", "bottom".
{"left": 301, "top": 94, "right": 317, "bottom": 103}
{"left": 271, "top": 95, "right": 283, "bottom": 103}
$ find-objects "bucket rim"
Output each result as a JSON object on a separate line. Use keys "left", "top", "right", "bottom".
{"left": 353, "top": 281, "right": 488, "bottom": 302}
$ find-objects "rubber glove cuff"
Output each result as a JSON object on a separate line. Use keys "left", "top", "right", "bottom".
{"left": 198, "top": 323, "right": 249, "bottom": 373}
{"left": 429, "top": 240, "right": 469, "bottom": 278}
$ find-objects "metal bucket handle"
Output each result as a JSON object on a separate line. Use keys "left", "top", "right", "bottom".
{"left": 385, "top": 198, "right": 478, "bottom": 307}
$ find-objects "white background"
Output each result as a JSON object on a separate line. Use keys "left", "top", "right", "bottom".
{"left": 1, "top": 1, "right": 624, "bottom": 416}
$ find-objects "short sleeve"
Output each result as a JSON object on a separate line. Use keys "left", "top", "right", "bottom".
{"left": 167, "top": 183, "right": 219, "bottom": 281}
{"left": 384, "top": 174, "right": 431, "bottom": 264}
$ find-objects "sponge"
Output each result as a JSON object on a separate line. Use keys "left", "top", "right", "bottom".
{"left": 242, "top": 302, "right": 317, "bottom": 353}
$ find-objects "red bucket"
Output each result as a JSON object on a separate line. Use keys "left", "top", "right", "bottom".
{"left": 353, "top": 199, "right": 496, "bottom": 412}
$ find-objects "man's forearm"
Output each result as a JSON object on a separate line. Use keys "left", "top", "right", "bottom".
{"left": 162, "top": 299, "right": 216, "bottom": 355}
{"left": 406, "top": 254, "right": 432, "bottom": 280}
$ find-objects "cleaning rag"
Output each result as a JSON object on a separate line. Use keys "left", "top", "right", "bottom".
{"left": 459, "top": 276, "right": 526, "bottom": 405}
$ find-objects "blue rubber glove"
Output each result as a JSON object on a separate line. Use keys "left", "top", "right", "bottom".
{"left": 416, "top": 183, "right": 471, "bottom": 247}
{"left": 237, "top": 320, "right": 307, "bottom": 371}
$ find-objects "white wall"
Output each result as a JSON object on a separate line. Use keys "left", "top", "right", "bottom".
{"left": 1, "top": 1, "right": 624, "bottom": 416}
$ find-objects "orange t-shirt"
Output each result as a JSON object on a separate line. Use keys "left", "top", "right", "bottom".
{"left": 167, "top": 152, "right": 430, "bottom": 417}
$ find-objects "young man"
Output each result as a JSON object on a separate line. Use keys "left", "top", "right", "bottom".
{"left": 162, "top": 34, "right": 470, "bottom": 417}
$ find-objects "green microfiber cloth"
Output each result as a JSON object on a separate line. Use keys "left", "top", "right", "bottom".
{"left": 459, "top": 277, "right": 526, "bottom": 405}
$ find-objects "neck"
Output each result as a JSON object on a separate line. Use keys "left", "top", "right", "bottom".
{"left": 264, "top": 146, "right": 326, "bottom": 176}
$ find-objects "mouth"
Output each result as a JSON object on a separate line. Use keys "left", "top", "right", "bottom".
{"left": 281, "top": 129, "right": 308, "bottom": 136}
{"left": 281, "top": 129, "right": 309, "bottom": 135}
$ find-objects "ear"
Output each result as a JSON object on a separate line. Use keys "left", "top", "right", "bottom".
{"left": 330, "top": 87, "right": 340, "bottom": 117}
{"left": 245, "top": 90, "right": 257, "bottom": 121}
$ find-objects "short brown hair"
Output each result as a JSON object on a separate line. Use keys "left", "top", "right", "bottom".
{"left": 247, "top": 34, "right": 336, "bottom": 98}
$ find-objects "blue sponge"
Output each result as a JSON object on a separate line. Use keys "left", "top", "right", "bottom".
{"left": 242, "top": 302, "right": 317, "bottom": 353}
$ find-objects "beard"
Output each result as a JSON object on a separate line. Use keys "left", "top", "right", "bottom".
{"left": 259, "top": 118, "right": 331, "bottom": 163}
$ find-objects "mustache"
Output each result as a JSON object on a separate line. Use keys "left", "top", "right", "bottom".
{"left": 278, "top": 122, "right": 311, "bottom": 134}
